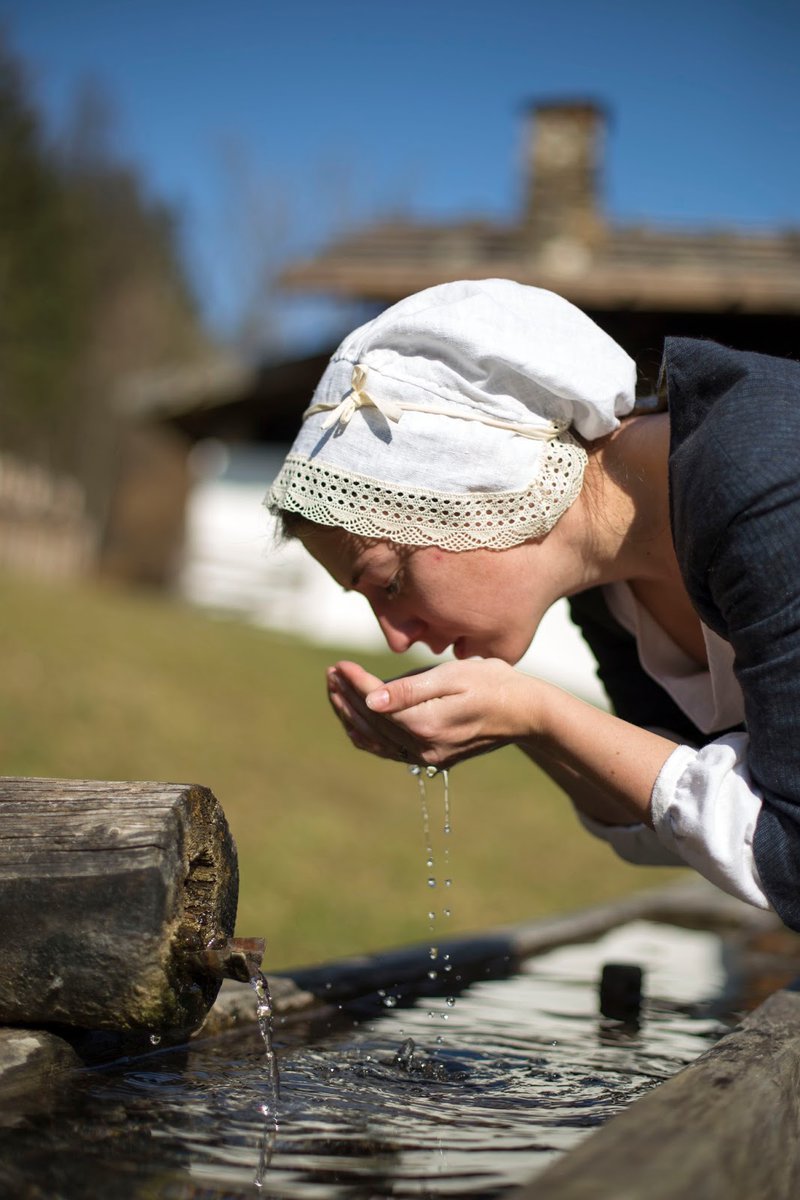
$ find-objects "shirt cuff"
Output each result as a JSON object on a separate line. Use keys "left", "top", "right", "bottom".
{"left": 651, "top": 734, "right": 771, "bottom": 910}
{"left": 576, "top": 811, "right": 687, "bottom": 867}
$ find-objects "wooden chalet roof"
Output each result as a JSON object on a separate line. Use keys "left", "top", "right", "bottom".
{"left": 121, "top": 104, "right": 799, "bottom": 441}
{"left": 281, "top": 103, "right": 800, "bottom": 316}
{"left": 117, "top": 350, "right": 333, "bottom": 443}
{"left": 282, "top": 217, "right": 800, "bottom": 315}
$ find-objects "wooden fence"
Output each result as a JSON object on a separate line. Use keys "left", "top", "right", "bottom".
{"left": 0, "top": 452, "right": 96, "bottom": 580}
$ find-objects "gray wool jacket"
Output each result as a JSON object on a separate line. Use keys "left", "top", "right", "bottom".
{"left": 569, "top": 338, "right": 800, "bottom": 929}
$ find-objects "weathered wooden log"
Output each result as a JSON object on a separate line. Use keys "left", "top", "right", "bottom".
{"left": 0, "top": 1028, "right": 80, "bottom": 1101}
{"left": 512, "top": 987, "right": 800, "bottom": 1200}
{"left": 0, "top": 777, "right": 239, "bottom": 1032}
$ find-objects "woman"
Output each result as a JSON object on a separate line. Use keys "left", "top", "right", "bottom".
{"left": 267, "top": 279, "right": 800, "bottom": 928}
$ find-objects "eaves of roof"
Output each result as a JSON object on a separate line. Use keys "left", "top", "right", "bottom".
{"left": 280, "top": 220, "right": 800, "bottom": 314}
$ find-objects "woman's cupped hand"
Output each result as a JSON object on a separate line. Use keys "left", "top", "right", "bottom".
{"left": 326, "top": 658, "right": 538, "bottom": 770}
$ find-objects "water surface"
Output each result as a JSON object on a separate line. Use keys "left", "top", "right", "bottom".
{"left": 0, "top": 920, "right": 730, "bottom": 1199}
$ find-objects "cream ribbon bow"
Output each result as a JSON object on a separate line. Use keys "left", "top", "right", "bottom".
{"left": 318, "top": 365, "right": 403, "bottom": 431}
{"left": 304, "top": 363, "right": 569, "bottom": 441}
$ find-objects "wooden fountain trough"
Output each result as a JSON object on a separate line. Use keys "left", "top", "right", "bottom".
{"left": 1, "top": 775, "right": 799, "bottom": 1198}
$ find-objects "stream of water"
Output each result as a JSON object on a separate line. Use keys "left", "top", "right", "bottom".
{"left": 249, "top": 968, "right": 280, "bottom": 1189}
{"left": 411, "top": 765, "right": 455, "bottom": 1019}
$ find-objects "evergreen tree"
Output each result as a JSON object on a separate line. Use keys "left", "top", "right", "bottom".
{"left": 0, "top": 34, "right": 209, "bottom": 529}
{"left": 0, "top": 38, "right": 82, "bottom": 465}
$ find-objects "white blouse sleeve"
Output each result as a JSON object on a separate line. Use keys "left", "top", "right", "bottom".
{"left": 650, "top": 733, "right": 770, "bottom": 909}
{"left": 576, "top": 810, "right": 688, "bottom": 868}
{"left": 578, "top": 732, "right": 771, "bottom": 910}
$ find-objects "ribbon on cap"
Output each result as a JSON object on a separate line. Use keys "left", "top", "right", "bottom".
{"left": 318, "top": 365, "right": 402, "bottom": 431}
{"left": 304, "top": 362, "right": 570, "bottom": 442}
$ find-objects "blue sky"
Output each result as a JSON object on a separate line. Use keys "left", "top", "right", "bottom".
{"left": 3, "top": 0, "right": 799, "bottom": 349}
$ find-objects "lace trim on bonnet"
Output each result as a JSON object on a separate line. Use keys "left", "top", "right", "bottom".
{"left": 268, "top": 435, "right": 587, "bottom": 551}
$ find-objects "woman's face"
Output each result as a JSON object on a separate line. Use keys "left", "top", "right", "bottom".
{"left": 299, "top": 526, "right": 549, "bottom": 664}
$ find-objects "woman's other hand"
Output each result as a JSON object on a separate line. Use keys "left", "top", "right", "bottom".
{"left": 326, "top": 661, "right": 419, "bottom": 764}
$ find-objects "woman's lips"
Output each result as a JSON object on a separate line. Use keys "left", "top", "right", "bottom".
{"left": 421, "top": 637, "right": 451, "bottom": 655}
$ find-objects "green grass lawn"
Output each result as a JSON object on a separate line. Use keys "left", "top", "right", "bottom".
{"left": 0, "top": 571, "right": 684, "bottom": 970}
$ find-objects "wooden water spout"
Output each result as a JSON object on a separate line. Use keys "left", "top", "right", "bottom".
{"left": 0, "top": 777, "right": 245, "bottom": 1033}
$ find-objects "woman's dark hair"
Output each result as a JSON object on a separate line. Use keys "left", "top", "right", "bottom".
{"left": 272, "top": 507, "right": 317, "bottom": 544}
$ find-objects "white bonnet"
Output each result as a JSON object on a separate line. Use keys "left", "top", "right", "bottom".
{"left": 267, "top": 279, "right": 636, "bottom": 550}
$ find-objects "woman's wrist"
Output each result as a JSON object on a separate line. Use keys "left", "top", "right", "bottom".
{"left": 482, "top": 661, "right": 547, "bottom": 744}
{"left": 514, "top": 678, "right": 670, "bottom": 828}
{"left": 512, "top": 675, "right": 569, "bottom": 748}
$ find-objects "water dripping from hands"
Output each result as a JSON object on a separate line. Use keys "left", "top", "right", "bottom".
{"left": 408, "top": 764, "right": 457, "bottom": 1029}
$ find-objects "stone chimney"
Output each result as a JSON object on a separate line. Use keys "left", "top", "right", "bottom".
{"left": 523, "top": 101, "right": 607, "bottom": 254}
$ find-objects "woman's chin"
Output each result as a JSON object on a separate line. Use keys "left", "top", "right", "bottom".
{"left": 453, "top": 636, "right": 520, "bottom": 663}
{"left": 453, "top": 638, "right": 492, "bottom": 661}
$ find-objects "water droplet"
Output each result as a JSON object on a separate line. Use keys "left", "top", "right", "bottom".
{"left": 425, "top": 765, "right": 438, "bottom": 778}
{"left": 427, "top": 877, "right": 436, "bottom": 887}
{"left": 426, "top": 857, "right": 434, "bottom": 869}
{"left": 445, "top": 996, "right": 456, "bottom": 1007}
{"left": 429, "top": 946, "right": 438, "bottom": 959}
{"left": 408, "top": 764, "right": 421, "bottom": 777}
{"left": 427, "top": 911, "right": 436, "bottom": 922}
{"left": 444, "top": 878, "right": 452, "bottom": 888}
{"left": 383, "top": 995, "right": 398, "bottom": 1008}
{"left": 427, "top": 969, "right": 438, "bottom": 980}
{"left": 440, "top": 1013, "right": 449, "bottom": 1021}
{"left": 149, "top": 1033, "right": 161, "bottom": 1046}
{"left": 377, "top": 989, "right": 386, "bottom": 997}
{"left": 435, "top": 1035, "right": 444, "bottom": 1045}
{"left": 443, "top": 908, "right": 451, "bottom": 918}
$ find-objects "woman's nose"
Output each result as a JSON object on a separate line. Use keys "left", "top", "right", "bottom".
{"left": 374, "top": 608, "right": 424, "bottom": 654}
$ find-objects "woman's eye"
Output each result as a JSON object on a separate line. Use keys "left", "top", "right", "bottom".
{"left": 384, "top": 576, "right": 401, "bottom": 599}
